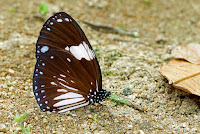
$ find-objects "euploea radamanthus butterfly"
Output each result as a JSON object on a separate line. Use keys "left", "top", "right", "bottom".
{"left": 33, "top": 12, "right": 111, "bottom": 113}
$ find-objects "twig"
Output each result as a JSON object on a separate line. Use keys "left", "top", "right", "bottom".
{"left": 113, "top": 38, "right": 145, "bottom": 44}
{"left": 83, "top": 21, "right": 138, "bottom": 36}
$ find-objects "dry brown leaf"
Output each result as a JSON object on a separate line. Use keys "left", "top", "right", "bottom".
{"left": 171, "top": 43, "right": 200, "bottom": 64}
{"left": 160, "top": 59, "right": 200, "bottom": 96}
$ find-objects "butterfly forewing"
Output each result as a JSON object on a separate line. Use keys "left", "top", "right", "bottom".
{"left": 33, "top": 12, "right": 102, "bottom": 113}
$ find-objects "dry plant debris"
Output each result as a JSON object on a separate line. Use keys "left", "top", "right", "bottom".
{"left": 160, "top": 43, "right": 200, "bottom": 96}
{"left": 171, "top": 43, "right": 200, "bottom": 64}
{"left": 160, "top": 59, "right": 200, "bottom": 96}
{"left": 83, "top": 21, "right": 138, "bottom": 37}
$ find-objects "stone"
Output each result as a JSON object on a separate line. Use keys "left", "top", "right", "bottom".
{"left": 0, "top": 124, "right": 6, "bottom": 132}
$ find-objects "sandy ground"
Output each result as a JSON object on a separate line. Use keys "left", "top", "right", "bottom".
{"left": 0, "top": 0, "right": 200, "bottom": 133}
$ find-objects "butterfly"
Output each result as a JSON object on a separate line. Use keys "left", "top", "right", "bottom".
{"left": 33, "top": 12, "right": 111, "bottom": 113}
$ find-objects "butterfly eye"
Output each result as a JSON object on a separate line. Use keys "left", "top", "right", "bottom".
{"left": 33, "top": 12, "right": 110, "bottom": 113}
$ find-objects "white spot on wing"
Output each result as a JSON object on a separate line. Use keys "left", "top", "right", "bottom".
{"left": 58, "top": 78, "right": 67, "bottom": 83}
{"left": 50, "top": 56, "right": 54, "bottom": 59}
{"left": 58, "top": 82, "right": 78, "bottom": 91}
{"left": 57, "top": 89, "right": 68, "bottom": 92}
{"left": 60, "top": 74, "right": 66, "bottom": 77}
{"left": 53, "top": 97, "right": 85, "bottom": 107}
{"left": 58, "top": 101, "right": 89, "bottom": 113}
{"left": 70, "top": 43, "right": 90, "bottom": 60}
{"left": 58, "top": 100, "right": 86, "bottom": 110}
{"left": 57, "top": 19, "right": 63, "bottom": 22}
{"left": 51, "top": 82, "right": 57, "bottom": 86}
{"left": 47, "top": 28, "right": 51, "bottom": 31}
{"left": 69, "top": 42, "right": 95, "bottom": 61}
{"left": 65, "top": 46, "right": 69, "bottom": 51}
{"left": 65, "top": 18, "right": 69, "bottom": 22}
{"left": 54, "top": 92, "right": 83, "bottom": 100}
{"left": 67, "top": 58, "right": 71, "bottom": 62}
{"left": 96, "top": 80, "right": 99, "bottom": 92}
{"left": 41, "top": 46, "right": 49, "bottom": 53}
{"left": 83, "top": 41, "right": 95, "bottom": 59}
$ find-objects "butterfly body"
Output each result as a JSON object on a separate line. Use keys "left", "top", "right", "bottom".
{"left": 33, "top": 12, "right": 110, "bottom": 113}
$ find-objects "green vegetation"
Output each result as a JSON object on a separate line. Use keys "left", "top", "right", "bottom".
{"left": 163, "top": 56, "right": 173, "bottom": 61}
{"left": 8, "top": 8, "right": 16, "bottom": 13}
{"left": 118, "top": 26, "right": 126, "bottom": 31}
{"left": 39, "top": 2, "right": 48, "bottom": 15}
{"left": 13, "top": 113, "right": 30, "bottom": 134}
{"left": 109, "top": 49, "right": 120, "bottom": 58}
{"left": 130, "top": 30, "right": 139, "bottom": 38}
{"left": 92, "top": 114, "right": 98, "bottom": 122}
{"left": 93, "top": 45, "right": 100, "bottom": 58}
{"left": 69, "top": 112, "right": 73, "bottom": 116}
{"left": 110, "top": 94, "right": 127, "bottom": 106}
{"left": 144, "top": 0, "right": 151, "bottom": 3}
{"left": 105, "top": 71, "right": 117, "bottom": 76}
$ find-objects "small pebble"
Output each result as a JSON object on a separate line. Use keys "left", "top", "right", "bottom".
{"left": 127, "top": 125, "right": 133, "bottom": 129}
{"left": 26, "top": 109, "right": 34, "bottom": 114}
{"left": 123, "top": 87, "right": 133, "bottom": 95}
{"left": 43, "top": 118, "right": 48, "bottom": 123}
{"left": 97, "top": 3, "right": 104, "bottom": 9}
{"left": 0, "top": 124, "right": 6, "bottom": 132}
{"left": 155, "top": 35, "right": 167, "bottom": 44}
{"left": 46, "top": 111, "right": 52, "bottom": 115}
{"left": 72, "top": 114, "right": 77, "bottom": 117}
{"left": 137, "top": 130, "right": 144, "bottom": 134}
{"left": 134, "top": 115, "right": 141, "bottom": 120}
{"left": 24, "top": 86, "right": 29, "bottom": 90}
{"left": 181, "top": 123, "right": 187, "bottom": 128}
{"left": 88, "top": 114, "right": 93, "bottom": 119}
{"left": 8, "top": 69, "right": 14, "bottom": 74}
{"left": 6, "top": 75, "right": 11, "bottom": 79}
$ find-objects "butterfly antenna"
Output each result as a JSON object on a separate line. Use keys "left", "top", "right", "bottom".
{"left": 98, "top": 102, "right": 118, "bottom": 131}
